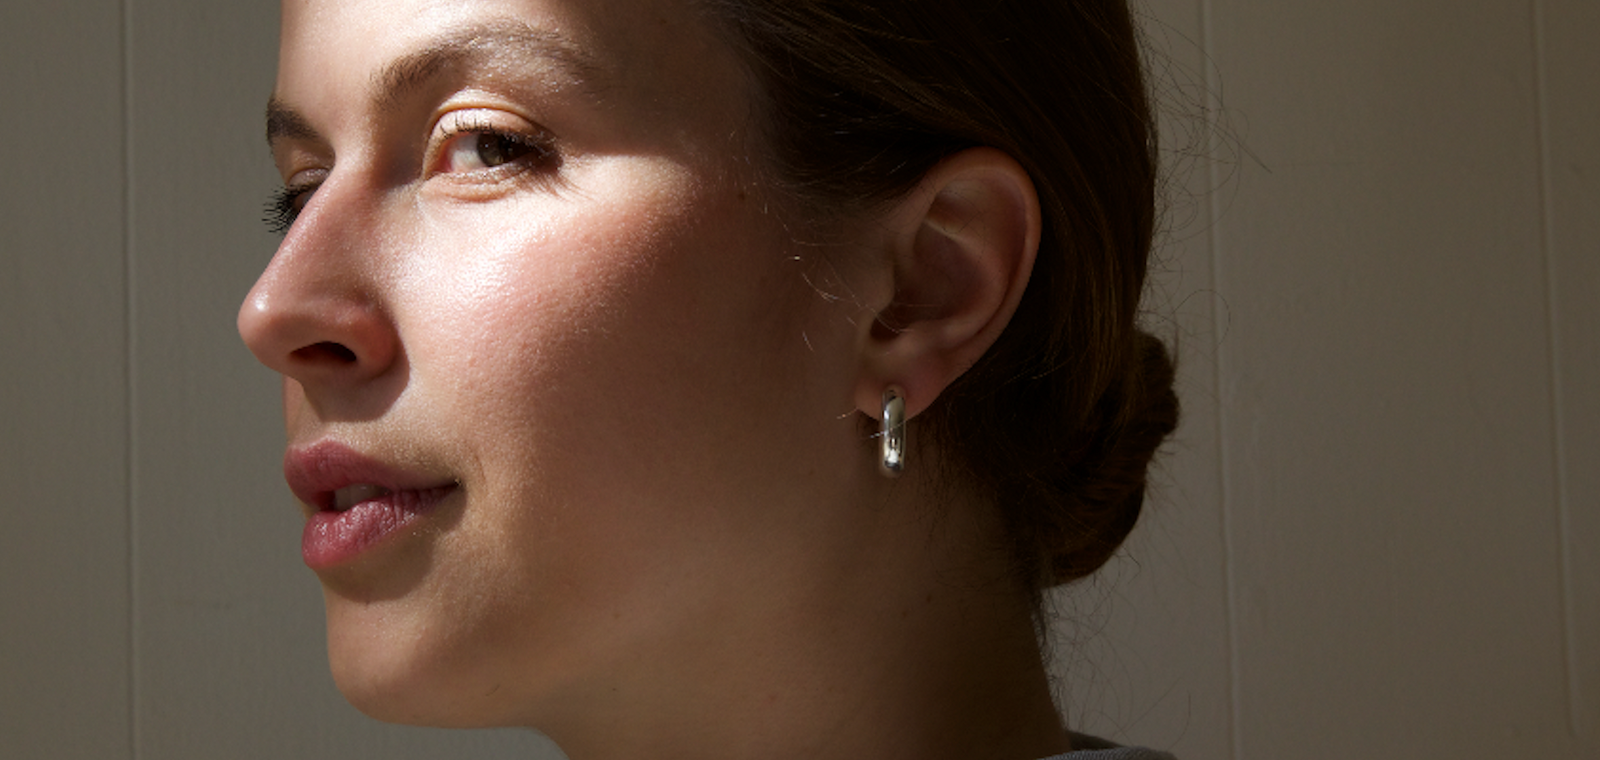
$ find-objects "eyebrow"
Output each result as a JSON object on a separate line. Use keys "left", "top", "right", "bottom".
{"left": 266, "top": 20, "right": 603, "bottom": 146}
{"left": 373, "top": 21, "right": 603, "bottom": 111}
{"left": 266, "top": 99, "right": 317, "bottom": 144}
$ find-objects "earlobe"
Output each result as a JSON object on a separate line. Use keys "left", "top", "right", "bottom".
{"left": 854, "top": 147, "right": 1041, "bottom": 421}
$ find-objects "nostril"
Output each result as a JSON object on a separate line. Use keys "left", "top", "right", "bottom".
{"left": 292, "top": 341, "right": 359, "bottom": 364}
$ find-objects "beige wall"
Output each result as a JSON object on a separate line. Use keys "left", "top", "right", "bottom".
{"left": 2, "top": 1, "right": 1594, "bottom": 758}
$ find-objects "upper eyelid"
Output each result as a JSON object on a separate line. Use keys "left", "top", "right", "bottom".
{"left": 431, "top": 102, "right": 548, "bottom": 136}
{"left": 274, "top": 148, "right": 332, "bottom": 190}
{"left": 426, "top": 108, "right": 557, "bottom": 159}
{"left": 434, "top": 108, "right": 511, "bottom": 134}
{"left": 285, "top": 167, "right": 329, "bottom": 189}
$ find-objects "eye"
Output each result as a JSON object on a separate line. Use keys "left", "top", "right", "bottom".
{"left": 263, "top": 171, "right": 326, "bottom": 236}
{"left": 429, "top": 111, "right": 556, "bottom": 178}
{"left": 441, "top": 131, "right": 545, "bottom": 172}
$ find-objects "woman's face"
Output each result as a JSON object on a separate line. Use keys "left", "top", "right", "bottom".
{"left": 241, "top": 0, "right": 881, "bottom": 728}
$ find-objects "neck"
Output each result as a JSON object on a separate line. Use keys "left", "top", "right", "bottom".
{"left": 539, "top": 474, "right": 1072, "bottom": 760}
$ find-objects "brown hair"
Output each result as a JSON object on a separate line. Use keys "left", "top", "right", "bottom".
{"left": 703, "top": 0, "right": 1180, "bottom": 593}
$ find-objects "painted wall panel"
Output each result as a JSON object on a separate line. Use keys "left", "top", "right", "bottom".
{"left": 0, "top": 2, "right": 132, "bottom": 758}
{"left": 1543, "top": 0, "right": 1600, "bottom": 749}
{"left": 1207, "top": 1, "right": 1586, "bottom": 757}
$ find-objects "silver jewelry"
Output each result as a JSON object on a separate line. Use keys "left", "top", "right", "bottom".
{"left": 880, "top": 386, "right": 906, "bottom": 478}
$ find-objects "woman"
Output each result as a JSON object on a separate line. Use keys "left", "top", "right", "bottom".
{"left": 238, "top": 0, "right": 1179, "bottom": 758}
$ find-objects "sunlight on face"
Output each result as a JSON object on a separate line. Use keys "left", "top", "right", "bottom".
{"left": 241, "top": 0, "right": 877, "bottom": 731}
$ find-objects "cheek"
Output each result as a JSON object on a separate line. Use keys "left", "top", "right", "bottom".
{"left": 455, "top": 192, "right": 811, "bottom": 520}
{"left": 409, "top": 166, "right": 697, "bottom": 341}
{"left": 406, "top": 163, "right": 804, "bottom": 411}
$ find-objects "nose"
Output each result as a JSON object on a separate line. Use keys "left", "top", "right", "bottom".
{"left": 237, "top": 184, "right": 399, "bottom": 393}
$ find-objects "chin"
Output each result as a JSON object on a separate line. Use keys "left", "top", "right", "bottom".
{"left": 326, "top": 622, "right": 436, "bottom": 724}
{"left": 332, "top": 667, "right": 431, "bottom": 725}
{"left": 322, "top": 594, "right": 485, "bottom": 727}
{"left": 321, "top": 582, "right": 563, "bottom": 729}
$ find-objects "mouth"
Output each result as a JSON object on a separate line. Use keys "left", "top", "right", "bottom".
{"left": 284, "top": 441, "right": 460, "bottom": 569}
{"left": 285, "top": 441, "right": 457, "bottom": 511}
{"left": 323, "top": 481, "right": 459, "bottom": 515}
{"left": 328, "top": 482, "right": 457, "bottom": 512}
{"left": 333, "top": 483, "right": 394, "bottom": 512}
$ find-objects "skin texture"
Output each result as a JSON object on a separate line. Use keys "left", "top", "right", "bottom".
{"left": 239, "top": 0, "right": 1064, "bottom": 758}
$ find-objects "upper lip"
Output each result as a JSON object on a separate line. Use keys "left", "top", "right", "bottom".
{"left": 283, "top": 440, "right": 456, "bottom": 513}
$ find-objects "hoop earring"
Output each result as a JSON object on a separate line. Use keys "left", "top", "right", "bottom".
{"left": 880, "top": 386, "right": 906, "bottom": 478}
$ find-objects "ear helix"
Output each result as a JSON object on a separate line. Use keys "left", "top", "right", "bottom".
{"left": 879, "top": 386, "right": 907, "bottom": 478}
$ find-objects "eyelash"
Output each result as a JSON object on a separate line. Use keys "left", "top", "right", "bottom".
{"left": 263, "top": 181, "right": 318, "bottom": 236}
{"left": 431, "top": 116, "right": 558, "bottom": 175}
{"left": 262, "top": 117, "right": 558, "bottom": 236}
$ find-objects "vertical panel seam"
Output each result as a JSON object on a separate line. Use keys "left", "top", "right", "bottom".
{"left": 1531, "top": 0, "right": 1578, "bottom": 738}
{"left": 121, "top": 0, "right": 139, "bottom": 755}
{"left": 1198, "top": 1, "right": 1240, "bottom": 758}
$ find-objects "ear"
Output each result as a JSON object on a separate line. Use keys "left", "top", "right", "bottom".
{"left": 854, "top": 147, "right": 1041, "bottom": 421}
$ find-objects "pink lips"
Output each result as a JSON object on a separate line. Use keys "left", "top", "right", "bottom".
{"left": 284, "top": 441, "right": 458, "bottom": 570}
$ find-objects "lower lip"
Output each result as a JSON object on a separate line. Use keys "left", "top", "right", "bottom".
{"left": 301, "top": 486, "right": 456, "bottom": 569}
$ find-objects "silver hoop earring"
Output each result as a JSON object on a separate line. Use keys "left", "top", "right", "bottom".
{"left": 880, "top": 386, "right": 906, "bottom": 478}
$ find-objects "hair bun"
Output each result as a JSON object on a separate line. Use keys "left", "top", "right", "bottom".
{"left": 1043, "top": 329, "right": 1179, "bottom": 585}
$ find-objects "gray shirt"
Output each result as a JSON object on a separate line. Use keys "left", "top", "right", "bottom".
{"left": 1039, "top": 733, "right": 1177, "bottom": 760}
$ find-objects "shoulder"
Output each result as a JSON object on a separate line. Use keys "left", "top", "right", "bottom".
{"left": 1034, "top": 733, "right": 1178, "bottom": 760}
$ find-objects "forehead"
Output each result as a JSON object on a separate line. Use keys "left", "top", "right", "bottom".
{"left": 276, "top": 0, "right": 749, "bottom": 139}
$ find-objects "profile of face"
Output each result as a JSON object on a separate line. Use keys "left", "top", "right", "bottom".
{"left": 239, "top": 0, "right": 1053, "bottom": 745}
{"left": 239, "top": 0, "right": 895, "bottom": 731}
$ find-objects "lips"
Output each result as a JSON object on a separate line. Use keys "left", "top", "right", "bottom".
{"left": 333, "top": 483, "right": 392, "bottom": 511}
{"left": 284, "top": 441, "right": 458, "bottom": 569}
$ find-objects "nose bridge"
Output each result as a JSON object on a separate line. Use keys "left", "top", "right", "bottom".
{"left": 238, "top": 175, "right": 399, "bottom": 387}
